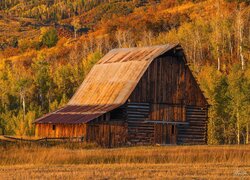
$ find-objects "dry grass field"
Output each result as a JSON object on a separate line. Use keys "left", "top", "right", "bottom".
{"left": 0, "top": 144, "right": 249, "bottom": 179}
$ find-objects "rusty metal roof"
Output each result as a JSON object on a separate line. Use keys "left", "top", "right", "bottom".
{"left": 68, "top": 44, "right": 179, "bottom": 105}
{"left": 34, "top": 104, "right": 120, "bottom": 124}
{"left": 35, "top": 44, "right": 179, "bottom": 124}
{"left": 34, "top": 113, "right": 102, "bottom": 124}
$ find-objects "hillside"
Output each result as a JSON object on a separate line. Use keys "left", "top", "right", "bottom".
{"left": 0, "top": 0, "right": 249, "bottom": 145}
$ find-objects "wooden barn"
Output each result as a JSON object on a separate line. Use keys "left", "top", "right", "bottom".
{"left": 34, "top": 44, "right": 209, "bottom": 147}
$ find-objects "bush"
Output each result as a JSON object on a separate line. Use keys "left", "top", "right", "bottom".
{"left": 10, "top": 37, "right": 18, "bottom": 48}
{"left": 41, "top": 28, "right": 58, "bottom": 48}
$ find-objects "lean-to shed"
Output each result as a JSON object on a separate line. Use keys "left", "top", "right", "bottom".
{"left": 34, "top": 44, "right": 209, "bottom": 147}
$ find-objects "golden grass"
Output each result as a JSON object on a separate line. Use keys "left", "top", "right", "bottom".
{"left": 0, "top": 144, "right": 249, "bottom": 179}
{"left": 1, "top": 163, "right": 249, "bottom": 180}
{"left": 0, "top": 144, "right": 249, "bottom": 165}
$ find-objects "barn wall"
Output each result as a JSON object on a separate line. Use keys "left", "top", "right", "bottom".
{"left": 86, "top": 122, "right": 127, "bottom": 147}
{"left": 150, "top": 104, "right": 186, "bottom": 145}
{"left": 150, "top": 104, "right": 186, "bottom": 121}
{"left": 154, "top": 124, "right": 177, "bottom": 144}
{"left": 129, "top": 55, "right": 207, "bottom": 106}
{"left": 177, "top": 106, "right": 208, "bottom": 144}
{"left": 35, "top": 124, "right": 87, "bottom": 138}
{"left": 128, "top": 53, "right": 208, "bottom": 145}
{"left": 127, "top": 102, "right": 154, "bottom": 145}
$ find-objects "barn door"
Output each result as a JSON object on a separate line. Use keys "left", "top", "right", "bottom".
{"left": 162, "top": 124, "right": 177, "bottom": 144}
{"left": 151, "top": 104, "right": 184, "bottom": 145}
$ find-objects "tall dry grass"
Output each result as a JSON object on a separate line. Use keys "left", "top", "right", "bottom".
{"left": 0, "top": 144, "right": 249, "bottom": 165}
{"left": 1, "top": 163, "right": 249, "bottom": 180}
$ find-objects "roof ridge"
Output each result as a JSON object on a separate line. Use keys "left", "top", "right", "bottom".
{"left": 110, "top": 43, "right": 179, "bottom": 52}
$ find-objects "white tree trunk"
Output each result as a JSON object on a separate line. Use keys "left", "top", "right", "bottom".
{"left": 215, "top": 0, "right": 221, "bottom": 71}
{"left": 236, "top": 106, "right": 240, "bottom": 144}
{"left": 20, "top": 93, "right": 26, "bottom": 127}
{"left": 237, "top": 6, "right": 245, "bottom": 70}
{"left": 217, "top": 51, "right": 220, "bottom": 71}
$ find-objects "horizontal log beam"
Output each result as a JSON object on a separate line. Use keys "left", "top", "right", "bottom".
{"left": 144, "top": 121, "right": 189, "bottom": 125}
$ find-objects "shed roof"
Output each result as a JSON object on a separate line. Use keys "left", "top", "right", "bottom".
{"left": 35, "top": 43, "right": 179, "bottom": 124}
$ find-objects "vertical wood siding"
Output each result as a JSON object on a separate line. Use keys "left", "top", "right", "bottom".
{"left": 129, "top": 55, "right": 207, "bottom": 106}
{"left": 150, "top": 104, "right": 186, "bottom": 122}
{"left": 86, "top": 122, "right": 127, "bottom": 147}
{"left": 35, "top": 124, "right": 86, "bottom": 138}
{"left": 154, "top": 124, "right": 177, "bottom": 144}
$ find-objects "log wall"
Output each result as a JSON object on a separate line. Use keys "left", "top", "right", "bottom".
{"left": 127, "top": 102, "right": 154, "bottom": 145}
{"left": 177, "top": 106, "right": 208, "bottom": 144}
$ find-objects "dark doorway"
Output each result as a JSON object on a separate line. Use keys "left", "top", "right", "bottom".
{"left": 162, "top": 124, "right": 177, "bottom": 144}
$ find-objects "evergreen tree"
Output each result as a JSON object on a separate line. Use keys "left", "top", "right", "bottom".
{"left": 41, "top": 28, "right": 59, "bottom": 48}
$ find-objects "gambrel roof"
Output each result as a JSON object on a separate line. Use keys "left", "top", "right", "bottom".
{"left": 35, "top": 43, "right": 180, "bottom": 124}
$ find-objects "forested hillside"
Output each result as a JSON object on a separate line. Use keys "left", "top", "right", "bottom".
{"left": 0, "top": 0, "right": 249, "bottom": 144}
